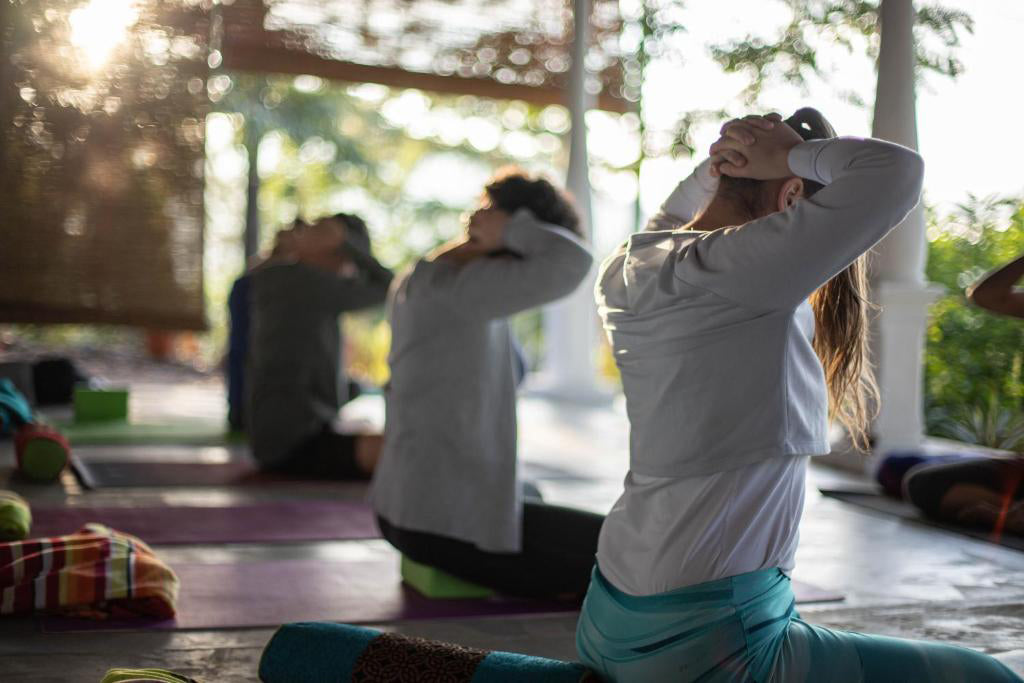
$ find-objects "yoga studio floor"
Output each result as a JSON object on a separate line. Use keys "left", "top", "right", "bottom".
{"left": 2, "top": 375, "right": 1023, "bottom": 681}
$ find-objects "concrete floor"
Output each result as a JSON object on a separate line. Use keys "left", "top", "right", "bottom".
{"left": 1, "top": 382, "right": 1022, "bottom": 681}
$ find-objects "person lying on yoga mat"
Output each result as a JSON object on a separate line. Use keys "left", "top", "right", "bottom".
{"left": 369, "top": 169, "right": 603, "bottom": 600}
{"left": 247, "top": 213, "right": 393, "bottom": 479}
{"left": 888, "top": 257, "right": 1024, "bottom": 537}
{"left": 576, "top": 109, "right": 1021, "bottom": 682}
{"left": 904, "top": 456, "right": 1024, "bottom": 537}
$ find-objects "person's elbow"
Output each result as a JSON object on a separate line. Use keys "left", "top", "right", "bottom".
{"left": 889, "top": 147, "right": 925, "bottom": 216}
{"left": 967, "top": 282, "right": 1007, "bottom": 315}
{"left": 965, "top": 281, "right": 984, "bottom": 307}
{"left": 538, "top": 252, "right": 593, "bottom": 302}
{"left": 565, "top": 249, "right": 594, "bottom": 290}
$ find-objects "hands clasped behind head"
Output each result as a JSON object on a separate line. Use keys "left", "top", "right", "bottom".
{"left": 709, "top": 113, "right": 802, "bottom": 181}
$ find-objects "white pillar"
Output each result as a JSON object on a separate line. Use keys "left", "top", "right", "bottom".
{"left": 869, "top": 0, "right": 943, "bottom": 461}
{"left": 533, "top": 0, "right": 608, "bottom": 403}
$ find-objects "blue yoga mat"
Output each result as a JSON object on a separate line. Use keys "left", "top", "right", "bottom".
{"left": 259, "top": 622, "right": 595, "bottom": 682}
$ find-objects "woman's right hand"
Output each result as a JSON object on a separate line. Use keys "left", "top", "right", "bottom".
{"left": 709, "top": 113, "right": 802, "bottom": 180}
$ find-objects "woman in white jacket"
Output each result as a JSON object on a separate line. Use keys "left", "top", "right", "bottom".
{"left": 575, "top": 109, "right": 1021, "bottom": 682}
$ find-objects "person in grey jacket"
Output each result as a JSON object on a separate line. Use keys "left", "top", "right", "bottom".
{"left": 370, "top": 169, "right": 601, "bottom": 599}
{"left": 247, "top": 213, "right": 393, "bottom": 479}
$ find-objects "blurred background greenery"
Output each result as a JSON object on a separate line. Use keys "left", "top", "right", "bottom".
{"left": 924, "top": 198, "right": 1024, "bottom": 449}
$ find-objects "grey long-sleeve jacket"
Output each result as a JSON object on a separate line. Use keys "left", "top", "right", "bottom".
{"left": 370, "top": 208, "right": 593, "bottom": 552}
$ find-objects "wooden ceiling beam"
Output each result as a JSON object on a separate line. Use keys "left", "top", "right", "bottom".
{"left": 220, "top": 43, "right": 631, "bottom": 114}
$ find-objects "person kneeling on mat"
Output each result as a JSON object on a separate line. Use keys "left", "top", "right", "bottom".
{"left": 247, "top": 213, "right": 392, "bottom": 479}
{"left": 369, "top": 168, "right": 603, "bottom": 600}
{"left": 575, "top": 109, "right": 1021, "bottom": 682}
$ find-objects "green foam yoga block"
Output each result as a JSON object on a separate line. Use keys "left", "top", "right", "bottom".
{"left": 401, "top": 555, "right": 496, "bottom": 599}
{"left": 74, "top": 387, "right": 129, "bottom": 423}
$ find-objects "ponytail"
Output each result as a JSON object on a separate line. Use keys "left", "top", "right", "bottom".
{"left": 718, "top": 107, "right": 879, "bottom": 449}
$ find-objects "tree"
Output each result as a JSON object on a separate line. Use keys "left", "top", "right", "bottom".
{"left": 622, "top": 1, "right": 973, "bottom": 157}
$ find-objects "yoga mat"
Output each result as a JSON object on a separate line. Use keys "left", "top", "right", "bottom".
{"left": 819, "top": 488, "right": 1024, "bottom": 552}
{"left": 72, "top": 457, "right": 263, "bottom": 489}
{"left": 72, "top": 456, "right": 286, "bottom": 489}
{"left": 30, "top": 501, "right": 380, "bottom": 545}
{"left": 790, "top": 579, "right": 843, "bottom": 604}
{"left": 42, "top": 555, "right": 844, "bottom": 632}
{"left": 42, "top": 556, "right": 575, "bottom": 631}
{"left": 57, "top": 419, "right": 239, "bottom": 447}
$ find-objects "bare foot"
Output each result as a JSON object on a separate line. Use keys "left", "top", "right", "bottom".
{"left": 355, "top": 434, "right": 383, "bottom": 475}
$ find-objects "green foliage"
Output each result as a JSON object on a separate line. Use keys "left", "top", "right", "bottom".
{"left": 924, "top": 197, "right": 1024, "bottom": 446}
{"left": 930, "top": 393, "right": 1024, "bottom": 452}
{"left": 709, "top": 1, "right": 973, "bottom": 105}
{"left": 669, "top": 1, "right": 972, "bottom": 157}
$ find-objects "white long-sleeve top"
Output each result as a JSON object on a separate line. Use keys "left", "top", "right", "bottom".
{"left": 595, "top": 137, "right": 924, "bottom": 594}
{"left": 597, "top": 138, "right": 924, "bottom": 478}
{"left": 370, "top": 209, "right": 593, "bottom": 552}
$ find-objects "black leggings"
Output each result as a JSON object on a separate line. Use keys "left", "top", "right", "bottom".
{"left": 905, "top": 457, "right": 1024, "bottom": 518}
{"left": 378, "top": 501, "right": 604, "bottom": 600}
{"left": 266, "top": 427, "right": 369, "bottom": 480}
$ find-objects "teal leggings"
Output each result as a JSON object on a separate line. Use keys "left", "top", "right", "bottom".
{"left": 576, "top": 567, "right": 1021, "bottom": 682}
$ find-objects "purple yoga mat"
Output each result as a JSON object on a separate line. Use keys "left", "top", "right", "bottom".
{"left": 42, "top": 554, "right": 575, "bottom": 631}
{"left": 30, "top": 501, "right": 380, "bottom": 545}
{"left": 41, "top": 555, "right": 844, "bottom": 632}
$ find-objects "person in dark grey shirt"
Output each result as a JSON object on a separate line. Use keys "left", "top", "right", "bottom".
{"left": 226, "top": 219, "right": 306, "bottom": 432}
{"left": 247, "top": 213, "right": 393, "bottom": 479}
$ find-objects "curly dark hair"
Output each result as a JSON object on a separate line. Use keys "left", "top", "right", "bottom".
{"left": 483, "top": 168, "right": 581, "bottom": 235}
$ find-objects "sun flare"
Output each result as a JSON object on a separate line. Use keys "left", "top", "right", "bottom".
{"left": 69, "top": 0, "right": 139, "bottom": 71}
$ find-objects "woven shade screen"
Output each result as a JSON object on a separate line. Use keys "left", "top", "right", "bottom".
{"left": 217, "top": 0, "right": 633, "bottom": 112}
{"left": 0, "top": 0, "right": 210, "bottom": 329}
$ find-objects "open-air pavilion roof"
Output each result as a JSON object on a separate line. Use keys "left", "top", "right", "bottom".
{"left": 0, "top": 0, "right": 629, "bottom": 330}
{"left": 216, "top": 0, "right": 631, "bottom": 112}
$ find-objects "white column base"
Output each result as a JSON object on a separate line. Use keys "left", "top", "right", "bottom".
{"left": 869, "top": 280, "right": 944, "bottom": 473}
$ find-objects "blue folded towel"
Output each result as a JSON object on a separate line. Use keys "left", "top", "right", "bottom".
{"left": 258, "top": 622, "right": 594, "bottom": 682}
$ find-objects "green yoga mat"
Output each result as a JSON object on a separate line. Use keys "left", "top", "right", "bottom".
{"left": 57, "top": 419, "right": 242, "bottom": 446}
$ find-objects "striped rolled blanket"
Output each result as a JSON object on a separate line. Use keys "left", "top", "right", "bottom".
{"left": 259, "top": 622, "right": 596, "bottom": 682}
{"left": 0, "top": 523, "right": 178, "bottom": 619}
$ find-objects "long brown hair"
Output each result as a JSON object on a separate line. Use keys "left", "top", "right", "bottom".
{"left": 720, "top": 108, "right": 879, "bottom": 449}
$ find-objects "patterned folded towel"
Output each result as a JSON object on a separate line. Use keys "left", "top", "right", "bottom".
{"left": 101, "top": 668, "right": 198, "bottom": 683}
{"left": 259, "top": 622, "right": 596, "bottom": 682}
{"left": 0, "top": 523, "right": 178, "bottom": 619}
{"left": 0, "top": 490, "right": 31, "bottom": 541}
